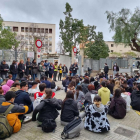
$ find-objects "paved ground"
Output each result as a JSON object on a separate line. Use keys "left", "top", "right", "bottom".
{"left": 6, "top": 81, "right": 140, "bottom": 140}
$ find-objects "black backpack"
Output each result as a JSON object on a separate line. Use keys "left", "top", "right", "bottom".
{"left": 42, "top": 119, "right": 56, "bottom": 133}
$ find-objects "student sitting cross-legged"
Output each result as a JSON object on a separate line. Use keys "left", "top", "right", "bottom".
{"left": 0, "top": 91, "right": 29, "bottom": 134}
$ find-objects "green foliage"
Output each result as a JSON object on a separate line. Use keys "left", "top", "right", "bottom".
{"left": 85, "top": 32, "right": 109, "bottom": 60}
{"left": 110, "top": 52, "right": 122, "bottom": 57}
{"left": 124, "top": 51, "right": 137, "bottom": 57}
{"left": 106, "top": 7, "right": 140, "bottom": 52}
{"left": 0, "top": 14, "right": 19, "bottom": 49}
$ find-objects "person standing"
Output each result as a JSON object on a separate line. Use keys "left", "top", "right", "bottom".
{"left": 49, "top": 63, "right": 54, "bottom": 78}
{"left": 58, "top": 64, "right": 62, "bottom": 81}
{"left": 62, "top": 64, "right": 68, "bottom": 77}
{"left": 39, "top": 61, "right": 46, "bottom": 76}
{"left": 69, "top": 64, "right": 73, "bottom": 76}
{"left": 26, "top": 58, "right": 32, "bottom": 76}
{"left": 53, "top": 62, "right": 58, "bottom": 81}
{"left": 44, "top": 60, "right": 50, "bottom": 78}
{"left": 32, "top": 59, "right": 38, "bottom": 80}
{"left": 104, "top": 63, "right": 109, "bottom": 80}
{"left": 10, "top": 60, "right": 18, "bottom": 81}
{"left": 18, "top": 59, "right": 25, "bottom": 79}
{"left": 72, "top": 62, "right": 78, "bottom": 76}
{"left": 113, "top": 63, "right": 119, "bottom": 78}
{"left": 1, "top": 60, "right": 9, "bottom": 79}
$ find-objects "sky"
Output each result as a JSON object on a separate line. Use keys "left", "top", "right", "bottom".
{"left": 0, "top": 0, "right": 140, "bottom": 50}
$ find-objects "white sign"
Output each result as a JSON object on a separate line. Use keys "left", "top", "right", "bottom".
{"left": 27, "top": 52, "right": 34, "bottom": 58}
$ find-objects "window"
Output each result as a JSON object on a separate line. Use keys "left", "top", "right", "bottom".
{"left": 41, "top": 28, "right": 44, "bottom": 33}
{"left": 45, "top": 28, "right": 48, "bottom": 33}
{"left": 34, "top": 28, "right": 36, "bottom": 32}
{"left": 45, "top": 42, "right": 48, "bottom": 46}
{"left": 49, "top": 47, "right": 52, "bottom": 52}
{"left": 25, "top": 27, "right": 28, "bottom": 32}
{"left": 49, "top": 29, "right": 52, "bottom": 33}
{"left": 29, "top": 28, "right": 32, "bottom": 32}
{"left": 49, "top": 37, "right": 52, "bottom": 41}
{"left": 49, "top": 42, "right": 52, "bottom": 46}
{"left": 37, "top": 28, "right": 40, "bottom": 33}
{"left": 111, "top": 44, "right": 114, "bottom": 47}
{"left": 21, "top": 27, "right": 24, "bottom": 32}
{"left": 25, "top": 35, "right": 28, "bottom": 39}
{"left": 13, "top": 27, "right": 18, "bottom": 32}
{"left": 21, "top": 35, "right": 24, "bottom": 40}
{"left": 111, "top": 50, "right": 113, "bottom": 52}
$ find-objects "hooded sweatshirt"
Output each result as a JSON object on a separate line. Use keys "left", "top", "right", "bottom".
{"left": 61, "top": 99, "right": 79, "bottom": 122}
{"left": 98, "top": 87, "right": 110, "bottom": 105}
{"left": 2, "top": 80, "right": 14, "bottom": 95}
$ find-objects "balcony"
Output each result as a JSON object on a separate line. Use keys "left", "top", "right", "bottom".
{"left": 41, "top": 28, "right": 44, "bottom": 33}
{"left": 25, "top": 27, "right": 28, "bottom": 32}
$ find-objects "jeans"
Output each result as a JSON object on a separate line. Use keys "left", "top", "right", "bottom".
{"left": 1, "top": 74, "right": 7, "bottom": 79}
{"left": 63, "top": 73, "right": 67, "bottom": 77}
{"left": 53, "top": 71, "right": 57, "bottom": 81}
{"left": 105, "top": 73, "right": 108, "bottom": 80}
{"left": 58, "top": 73, "right": 62, "bottom": 81}
{"left": 19, "top": 72, "right": 24, "bottom": 79}
{"left": 71, "top": 73, "right": 76, "bottom": 76}
{"left": 33, "top": 74, "right": 37, "bottom": 80}
{"left": 45, "top": 71, "right": 49, "bottom": 78}
{"left": 12, "top": 74, "right": 17, "bottom": 81}
{"left": 49, "top": 73, "right": 52, "bottom": 78}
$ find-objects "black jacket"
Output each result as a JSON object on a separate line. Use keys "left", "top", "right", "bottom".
{"left": 32, "top": 62, "right": 38, "bottom": 74}
{"left": 72, "top": 64, "right": 78, "bottom": 73}
{"left": 10, "top": 64, "right": 18, "bottom": 74}
{"left": 62, "top": 66, "right": 68, "bottom": 73}
{"left": 104, "top": 65, "right": 109, "bottom": 73}
{"left": 32, "top": 98, "right": 62, "bottom": 122}
{"left": 18, "top": 63, "right": 25, "bottom": 73}
{"left": 1, "top": 64, "right": 9, "bottom": 75}
{"left": 0, "top": 95, "right": 5, "bottom": 105}
{"left": 61, "top": 99, "right": 79, "bottom": 122}
{"left": 113, "top": 65, "right": 119, "bottom": 71}
{"left": 26, "top": 61, "right": 32, "bottom": 75}
{"left": 131, "top": 90, "right": 140, "bottom": 111}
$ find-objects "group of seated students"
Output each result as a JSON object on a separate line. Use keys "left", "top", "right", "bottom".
{"left": 1, "top": 71, "right": 140, "bottom": 139}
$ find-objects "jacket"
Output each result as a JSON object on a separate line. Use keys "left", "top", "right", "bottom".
{"left": 39, "top": 65, "right": 46, "bottom": 76}
{"left": 74, "top": 91, "right": 85, "bottom": 104}
{"left": 85, "top": 90, "right": 98, "bottom": 105}
{"left": 72, "top": 64, "right": 78, "bottom": 73}
{"left": 49, "top": 65, "right": 54, "bottom": 74}
{"left": 81, "top": 83, "right": 89, "bottom": 94}
{"left": 26, "top": 61, "right": 32, "bottom": 75}
{"left": 44, "top": 62, "right": 50, "bottom": 71}
{"left": 131, "top": 90, "right": 140, "bottom": 111}
{"left": 0, "top": 102, "right": 28, "bottom": 133}
{"left": 113, "top": 65, "right": 119, "bottom": 71}
{"left": 1, "top": 64, "right": 9, "bottom": 75}
{"left": 14, "top": 90, "right": 32, "bottom": 107}
{"left": 51, "top": 81, "right": 56, "bottom": 89}
{"left": 107, "top": 84, "right": 114, "bottom": 95}
{"left": 32, "top": 62, "right": 38, "bottom": 74}
{"left": 61, "top": 99, "right": 79, "bottom": 122}
{"left": 109, "top": 97, "right": 126, "bottom": 119}
{"left": 10, "top": 64, "right": 18, "bottom": 74}
{"left": 9, "top": 87, "right": 19, "bottom": 92}
{"left": 104, "top": 65, "right": 109, "bottom": 73}
{"left": 41, "top": 80, "right": 51, "bottom": 88}
{"left": 127, "top": 79, "right": 133, "bottom": 88}
{"left": 2, "top": 80, "right": 14, "bottom": 95}
{"left": 62, "top": 66, "right": 68, "bottom": 73}
{"left": 18, "top": 63, "right": 25, "bottom": 73}
{"left": 0, "top": 94, "right": 5, "bottom": 104}
{"left": 98, "top": 87, "right": 110, "bottom": 105}
{"left": 32, "top": 98, "right": 62, "bottom": 122}
{"left": 58, "top": 66, "right": 62, "bottom": 73}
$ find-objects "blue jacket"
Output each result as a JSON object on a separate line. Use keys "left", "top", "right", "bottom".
{"left": 127, "top": 79, "right": 133, "bottom": 88}
{"left": 41, "top": 80, "right": 51, "bottom": 88}
{"left": 49, "top": 65, "right": 54, "bottom": 74}
{"left": 14, "top": 90, "right": 32, "bottom": 106}
{"left": 44, "top": 62, "right": 50, "bottom": 71}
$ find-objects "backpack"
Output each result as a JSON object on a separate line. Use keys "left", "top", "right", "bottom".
{"left": 0, "top": 104, "right": 14, "bottom": 139}
{"left": 61, "top": 117, "right": 84, "bottom": 139}
{"left": 42, "top": 119, "right": 57, "bottom": 133}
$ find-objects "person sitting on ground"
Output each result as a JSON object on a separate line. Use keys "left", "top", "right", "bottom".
{"left": 14, "top": 82, "right": 33, "bottom": 114}
{"left": 90, "top": 77, "right": 95, "bottom": 85}
{"left": 75, "top": 78, "right": 80, "bottom": 89}
{"left": 41, "top": 76, "right": 51, "bottom": 88}
{"left": 113, "top": 80, "right": 120, "bottom": 93}
{"left": 99, "top": 72, "right": 105, "bottom": 79}
{"left": 109, "top": 89, "right": 126, "bottom": 119}
{"left": 32, "top": 89, "right": 62, "bottom": 126}
{"left": 9, "top": 82, "right": 20, "bottom": 92}
{"left": 106, "top": 80, "right": 114, "bottom": 96}
{"left": 98, "top": 81, "right": 110, "bottom": 105}
{"left": 65, "top": 76, "right": 72, "bottom": 92}
{"left": 81, "top": 78, "right": 89, "bottom": 94}
{"left": 131, "top": 84, "right": 140, "bottom": 111}
{"left": 2, "top": 79, "right": 14, "bottom": 95}
{"left": 67, "top": 81, "right": 76, "bottom": 94}
{"left": 74, "top": 85, "right": 85, "bottom": 110}
{"left": 1, "top": 78, "right": 8, "bottom": 86}
{"left": 28, "top": 81, "right": 39, "bottom": 101}
{"left": 120, "top": 85, "right": 131, "bottom": 112}
{"left": 35, "top": 78, "right": 40, "bottom": 90}
{"left": 0, "top": 91, "right": 28, "bottom": 133}
{"left": 84, "top": 84, "right": 97, "bottom": 106}
{"left": 0, "top": 86, "right": 5, "bottom": 104}
{"left": 61, "top": 91, "right": 79, "bottom": 126}
{"left": 84, "top": 95, "right": 110, "bottom": 133}
{"left": 94, "top": 81, "right": 101, "bottom": 91}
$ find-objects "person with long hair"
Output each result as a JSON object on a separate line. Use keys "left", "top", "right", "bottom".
{"left": 61, "top": 91, "right": 79, "bottom": 126}
{"left": 109, "top": 89, "right": 126, "bottom": 119}
{"left": 10, "top": 60, "right": 18, "bottom": 81}
{"left": 49, "top": 63, "right": 54, "bottom": 78}
{"left": 32, "top": 89, "right": 62, "bottom": 125}
{"left": 18, "top": 59, "right": 25, "bottom": 79}
{"left": 113, "top": 80, "right": 120, "bottom": 93}
{"left": 32, "top": 59, "right": 38, "bottom": 80}
{"left": 81, "top": 78, "right": 89, "bottom": 94}
{"left": 67, "top": 81, "right": 76, "bottom": 94}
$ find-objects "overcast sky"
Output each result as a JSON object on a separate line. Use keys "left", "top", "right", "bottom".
{"left": 0, "top": 0, "right": 139, "bottom": 50}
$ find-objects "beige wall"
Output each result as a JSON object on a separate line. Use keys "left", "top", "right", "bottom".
{"left": 3, "top": 21, "right": 55, "bottom": 54}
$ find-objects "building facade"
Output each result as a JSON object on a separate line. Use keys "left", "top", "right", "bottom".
{"left": 3, "top": 21, "right": 56, "bottom": 54}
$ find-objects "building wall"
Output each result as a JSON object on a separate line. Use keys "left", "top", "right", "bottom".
{"left": 3, "top": 21, "right": 55, "bottom": 54}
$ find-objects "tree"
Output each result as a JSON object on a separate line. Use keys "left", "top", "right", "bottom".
{"left": 106, "top": 7, "right": 140, "bottom": 52}
{"left": 0, "top": 14, "right": 19, "bottom": 50}
{"left": 124, "top": 51, "right": 137, "bottom": 57}
{"left": 56, "top": 40, "right": 65, "bottom": 54}
{"left": 59, "top": 3, "right": 84, "bottom": 56}
{"left": 85, "top": 32, "right": 109, "bottom": 60}
{"left": 110, "top": 52, "right": 122, "bottom": 57}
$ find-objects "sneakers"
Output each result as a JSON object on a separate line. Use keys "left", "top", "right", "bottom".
{"left": 23, "top": 116, "right": 32, "bottom": 124}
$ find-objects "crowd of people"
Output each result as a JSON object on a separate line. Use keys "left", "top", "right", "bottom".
{"left": 0, "top": 60, "right": 140, "bottom": 139}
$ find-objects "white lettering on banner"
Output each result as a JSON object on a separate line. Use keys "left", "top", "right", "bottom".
{"left": 27, "top": 52, "right": 34, "bottom": 58}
